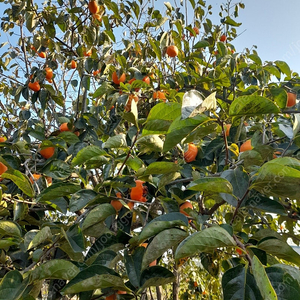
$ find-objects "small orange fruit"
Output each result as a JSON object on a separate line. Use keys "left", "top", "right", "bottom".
{"left": 28, "top": 81, "right": 40, "bottom": 92}
{"left": 153, "top": 91, "right": 166, "bottom": 100}
{"left": 287, "top": 92, "right": 297, "bottom": 107}
{"left": 71, "top": 60, "right": 77, "bottom": 69}
{"left": 117, "top": 291, "right": 127, "bottom": 294}
{"left": 166, "top": 45, "right": 179, "bottom": 57}
{"left": 125, "top": 94, "right": 139, "bottom": 112}
{"left": 0, "top": 162, "right": 8, "bottom": 176}
{"left": 220, "top": 34, "right": 227, "bottom": 42}
{"left": 240, "top": 139, "right": 252, "bottom": 152}
{"left": 236, "top": 248, "right": 243, "bottom": 255}
{"left": 128, "top": 78, "right": 136, "bottom": 84}
{"left": 0, "top": 137, "right": 6, "bottom": 142}
{"left": 105, "top": 295, "right": 116, "bottom": 300}
{"left": 93, "top": 69, "right": 100, "bottom": 76}
{"left": 45, "top": 67, "right": 53, "bottom": 80}
{"left": 142, "top": 76, "right": 150, "bottom": 85}
{"left": 149, "top": 260, "right": 157, "bottom": 267}
{"left": 111, "top": 200, "right": 123, "bottom": 211}
{"left": 40, "top": 147, "right": 55, "bottom": 159}
{"left": 225, "top": 124, "right": 231, "bottom": 137}
{"left": 30, "top": 45, "right": 37, "bottom": 52}
{"left": 190, "top": 27, "right": 200, "bottom": 36}
{"left": 184, "top": 143, "right": 198, "bottom": 162}
{"left": 88, "top": 0, "right": 99, "bottom": 14}
{"left": 193, "top": 281, "right": 198, "bottom": 287}
{"left": 59, "top": 123, "right": 71, "bottom": 132}
{"left": 30, "top": 173, "right": 41, "bottom": 184}
{"left": 130, "top": 180, "right": 147, "bottom": 202}
{"left": 128, "top": 201, "right": 134, "bottom": 210}
{"left": 112, "top": 71, "right": 126, "bottom": 85}
{"left": 38, "top": 52, "right": 46, "bottom": 58}
{"left": 180, "top": 201, "right": 193, "bottom": 217}
{"left": 83, "top": 49, "right": 92, "bottom": 57}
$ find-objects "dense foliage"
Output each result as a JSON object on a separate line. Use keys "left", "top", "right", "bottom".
{"left": 1, "top": 0, "right": 300, "bottom": 299}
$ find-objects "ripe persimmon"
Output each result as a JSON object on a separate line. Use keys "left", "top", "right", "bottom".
{"left": 142, "top": 76, "right": 150, "bottom": 85}
{"left": 130, "top": 180, "right": 147, "bottom": 202}
{"left": 125, "top": 94, "right": 139, "bottom": 112}
{"left": 149, "top": 259, "right": 157, "bottom": 267}
{"left": 166, "top": 45, "right": 178, "bottom": 57}
{"left": 190, "top": 27, "right": 200, "bottom": 36}
{"left": 220, "top": 34, "right": 227, "bottom": 42}
{"left": 105, "top": 295, "right": 116, "bottom": 300}
{"left": 128, "top": 78, "right": 136, "bottom": 84}
{"left": 111, "top": 200, "right": 123, "bottom": 211}
{"left": 83, "top": 49, "right": 92, "bottom": 57}
{"left": 71, "top": 60, "right": 77, "bottom": 69}
{"left": 40, "top": 147, "right": 55, "bottom": 159}
{"left": 117, "top": 291, "right": 127, "bottom": 294}
{"left": 184, "top": 143, "right": 198, "bottom": 162}
{"left": 0, "top": 162, "right": 8, "bottom": 176}
{"left": 93, "top": 69, "right": 100, "bottom": 76}
{"left": 180, "top": 201, "right": 193, "bottom": 217}
{"left": 45, "top": 67, "right": 53, "bottom": 80}
{"left": 88, "top": 0, "right": 99, "bottom": 14}
{"left": 30, "top": 173, "right": 41, "bottom": 184}
{"left": 59, "top": 123, "right": 72, "bottom": 132}
{"left": 153, "top": 91, "right": 166, "bottom": 100}
{"left": 0, "top": 137, "right": 6, "bottom": 142}
{"left": 38, "top": 52, "right": 46, "bottom": 58}
{"left": 28, "top": 81, "right": 40, "bottom": 92}
{"left": 225, "top": 124, "right": 231, "bottom": 137}
{"left": 240, "top": 139, "right": 252, "bottom": 152}
{"left": 112, "top": 71, "right": 126, "bottom": 85}
{"left": 287, "top": 92, "right": 297, "bottom": 107}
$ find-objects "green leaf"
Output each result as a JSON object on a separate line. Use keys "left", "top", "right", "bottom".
{"left": 163, "top": 115, "right": 209, "bottom": 152}
{"left": 71, "top": 145, "right": 107, "bottom": 167}
{"left": 69, "top": 189, "right": 98, "bottom": 212}
{"left": 175, "top": 226, "right": 236, "bottom": 260}
{"left": 143, "top": 102, "right": 181, "bottom": 135}
{"left": 58, "top": 131, "right": 80, "bottom": 144}
{"left": 275, "top": 60, "right": 291, "bottom": 77}
{"left": 229, "top": 95, "right": 280, "bottom": 116}
{"left": 37, "top": 183, "right": 81, "bottom": 203}
{"left": 82, "top": 203, "right": 116, "bottom": 231}
{"left": 124, "top": 248, "right": 144, "bottom": 289}
{"left": 132, "top": 212, "right": 188, "bottom": 246}
{"left": 250, "top": 157, "right": 300, "bottom": 199}
{"left": 248, "top": 54, "right": 262, "bottom": 66}
{"left": 91, "top": 250, "right": 118, "bottom": 267}
{"left": 193, "top": 40, "right": 210, "bottom": 49}
{"left": 61, "top": 266, "right": 129, "bottom": 294}
{"left": 252, "top": 256, "right": 277, "bottom": 300}
{"left": 28, "top": 226, "right": 52, "bottom": 250}
{"left": 42, "top": 159, "right": 72, "bottom": 180}
{"left": 139, "top": 266, "right": 175, "bottom": 291}
{"left": 0, "top": 221, "right": 22, "bottom": 237}
{"left": 13, "top": 202, "right": 27, "bottom": 221}
{"left": 31, "top": 260, "right": 79, "bottom": 281}
{"left": 0, "top": 270, "right": 29, "bottom": 300}
{"left": 137, "top": 135, "right": 164, "bottom": 153}
{"left": 269, "top": 87, "right": 287, "bottom": 109}
{"left": 220, "top": 167, "right": 249, "bottom": 206}
{"left": 144, "top": 162, "right": 181, "bottom": 175}
{"left": 257, "top": 238, "right": 300, "bottom": 266}
{"left": 187, "top": 177, "right": 233, "bottom": 194}
{"left": 266, "top": 265, "right": 300, "bottom": 300}
{"left": 93, "top": 81, "right": 115, "bottom": 98}
{"left": 102, "top": 134, "right": 127, "bottom": 148}
{"left": 63, "top": 224, "right": 85, "bottom": 253}
{"left": 222, "top": 265, "right": 262, "bottom": 300}
{"left": 1, "top": 170, "right": 34, "bottom": 197}
{"left": 264, "top": 65, "right": 281, "bottom": 79}
{"left": 142, "top": 228, "right": 188, "bottom": 269}
{"left": 222, "top": 16, "right": 242, "bottom": 27}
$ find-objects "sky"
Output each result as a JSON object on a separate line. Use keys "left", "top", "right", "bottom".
{"left": 1, "top": 0, "right": 300, "bottom": 73}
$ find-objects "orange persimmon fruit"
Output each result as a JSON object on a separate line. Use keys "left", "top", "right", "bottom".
{"left": 180, "top": 201, "right": 193, "bottom": 217}
{"left": 28, "top": 81, "right": 40, "bottom": 92}
{"left": 166, "top": 45, "right": 178, "bottom": 57}
{"left": 184, "top": 143, "right": 198, "bottom": 162}
{"left": 112, "top": 71, "right": 126, "bottom": 85}
{"left": 240, "top": 139, "right": 252, "bottom": 152}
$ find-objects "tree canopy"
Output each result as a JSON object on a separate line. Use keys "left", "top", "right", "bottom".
{"left": 1, "top": 0, "right": 300, "bottom": 299}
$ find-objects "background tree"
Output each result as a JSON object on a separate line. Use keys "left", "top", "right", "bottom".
{"left": 0, "top": 0, "right": 300, "bottom": 299}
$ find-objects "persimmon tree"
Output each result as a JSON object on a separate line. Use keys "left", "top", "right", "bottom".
{"left": 1, "top": 0, "right": 300, "bottom": 299}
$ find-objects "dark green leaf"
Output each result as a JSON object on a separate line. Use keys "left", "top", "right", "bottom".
{"left": 69, "top": 190, "right": 98, "bottom": 212}
{"left": 229, "top": 95, "right": 280, "bottom": 116}
{"left": 144, "top": 162, "right": 181, "bottom": 175}
{"left": 175, "top": 226, "right": 236, "bottom": 260}
{"left": 42, "top": 159, "right": 72, "bottom": 180}
{"left": 63, "top": 224, "right": 85, "bottom": 253}
{"left": 187, "top": 177, "right": 233, "bottom": 194}
{"left": 71, "top": 145, "right": 107, "bottom": 167}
